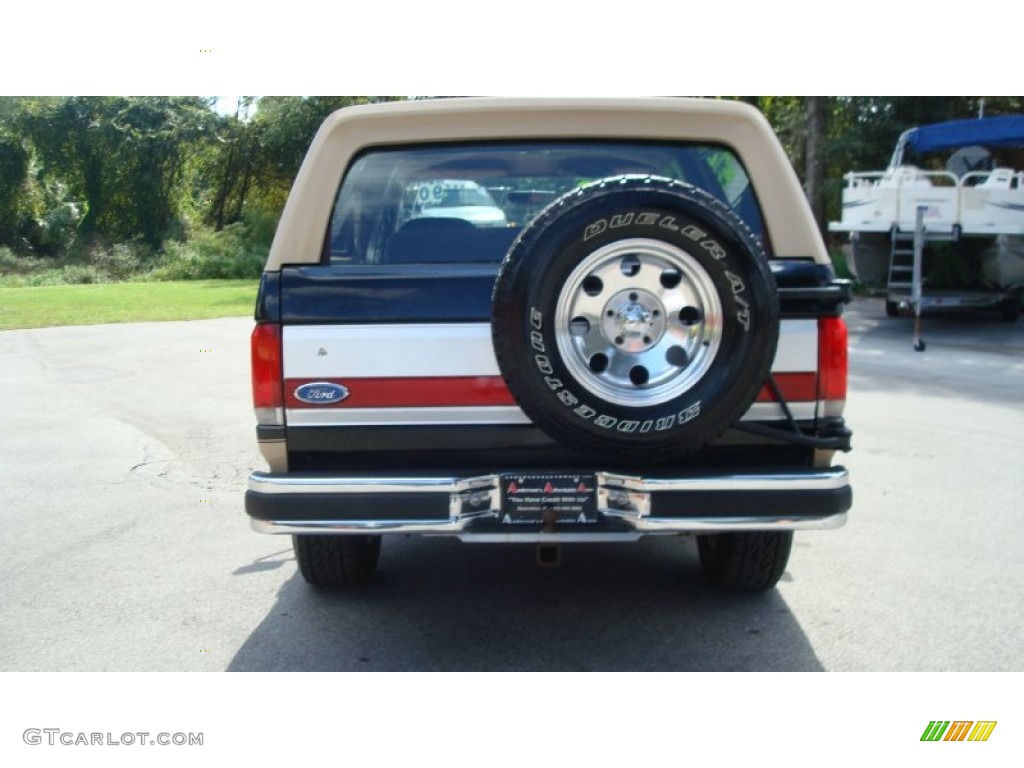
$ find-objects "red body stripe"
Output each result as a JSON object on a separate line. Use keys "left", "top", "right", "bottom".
{"left": 286, "top": 373, "right": 819, "bottom": 409}
{"left": 755, "top": 372, "right": 818, "bottom": 403}
{"left": 285, "top": 377, "right": 517, "bottom": 408}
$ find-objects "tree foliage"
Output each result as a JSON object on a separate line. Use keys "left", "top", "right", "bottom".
{"left": 15, "top": 96, "right": 218, "bottom": 247}
{"left": 0, "top": 131, "right": 30, "bottom": 246}
{"left": 2, "top": 95, "right": 1023, "bottom": 268}
{"left": 0, "top": 96, "right": 401, "bottom": 257}
{"left": 189, "top": 96, "right": 401, "bottom": 237}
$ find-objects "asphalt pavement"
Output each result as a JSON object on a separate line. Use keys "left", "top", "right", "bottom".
{"left": 0, "top": 297, "right": 1021, "bottom": 671}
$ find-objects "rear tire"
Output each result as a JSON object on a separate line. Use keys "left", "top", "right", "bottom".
{"left": 293, "top": 534, "right": 381, "bottom": 588}
{"left": 697, "top": 531, "right": 792, "bottom": 590}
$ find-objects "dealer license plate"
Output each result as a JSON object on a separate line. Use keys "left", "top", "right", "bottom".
{"left": 499, "top": 473, "right": 598, "bottom": 525}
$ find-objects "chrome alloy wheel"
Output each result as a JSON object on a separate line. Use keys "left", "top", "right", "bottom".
{"left": 554, "top": 238, "right": 723, "bottom": 407}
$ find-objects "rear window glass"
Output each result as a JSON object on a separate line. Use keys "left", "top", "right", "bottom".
{"left": 325, "top": 141, "right": 764, "bottom": 265}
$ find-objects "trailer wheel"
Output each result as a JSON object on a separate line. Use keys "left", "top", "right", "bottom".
{"left": 1000, "top": 295, "right": 1021, "bottom": 323}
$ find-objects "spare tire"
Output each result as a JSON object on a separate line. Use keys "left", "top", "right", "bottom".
{"left": 492, "top": 175, "right": 779, "bottom": 462}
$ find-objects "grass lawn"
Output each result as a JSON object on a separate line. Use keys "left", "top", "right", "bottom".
{"left": 0, "top": 280, "right": 259, "bottom": 330}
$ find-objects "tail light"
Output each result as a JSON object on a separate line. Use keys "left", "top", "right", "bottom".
{"left": 251, "top": 323, "right": 284, "bottom": 426}
{"left": 817, "top": 316, "right": 848, "bottom": 418}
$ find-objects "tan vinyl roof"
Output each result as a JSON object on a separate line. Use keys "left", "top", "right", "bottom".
{"left": 267, "top": 97, "right": 827, "bottom": 269}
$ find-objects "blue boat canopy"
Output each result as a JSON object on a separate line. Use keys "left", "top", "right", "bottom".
{"left": 907, "top": 115, "right": 1024, "bottom": 152}
{"left": 892, "top": 115, "right": 1024, "bottom": 166}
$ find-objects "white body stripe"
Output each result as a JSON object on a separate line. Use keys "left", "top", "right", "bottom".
{"left": 773, "top": 319, "right": 817, "bottom": 370}
{"left": 287, "top": 406, "right": 531, "bottom": 427}
{"left": 744, "top": 402, "right": 817, "bottom": 421}
{"left": 284, "top": 320, "right": 818, "bottom": 378}
{"left": 283, "top": 324, "right": 499, "bottom": 378}
{"left": 286, "top": 402, "right": 817, "bottom": 427}
{"left": 283, "top": 319, "right": 819, "bottom": 427}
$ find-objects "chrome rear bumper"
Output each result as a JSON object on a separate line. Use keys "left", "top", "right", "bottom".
{"left": 247, "top": 466, "right": 851, "bottom": 541}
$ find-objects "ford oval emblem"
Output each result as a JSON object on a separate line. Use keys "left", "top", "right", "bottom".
{"left": 293, "top": 382, "right": 349, "bottom": 405}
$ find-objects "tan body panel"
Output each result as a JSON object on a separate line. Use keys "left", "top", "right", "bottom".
{"left": 266, "top": 97, "right": 827, "bottom": 271}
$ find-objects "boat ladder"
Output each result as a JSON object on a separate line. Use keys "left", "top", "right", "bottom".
{"left": 887, "top": 207, "right": 956, "bottom": 351}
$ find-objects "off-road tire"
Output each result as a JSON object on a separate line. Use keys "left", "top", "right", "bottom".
{"left": 292, "top": 534, "right": 381, "bottom": 588}
{"left": 492, "top": 175, "right": 778, "bottom": 463}
{"left": 697, "top": 531, "right": 793, "bottom": 590}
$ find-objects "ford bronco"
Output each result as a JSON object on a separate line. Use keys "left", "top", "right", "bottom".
{"left": 246, "top": 97, "right": 853, "bottom": 590}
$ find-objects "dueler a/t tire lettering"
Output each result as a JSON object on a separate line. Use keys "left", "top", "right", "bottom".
{"left": 492, "top": 175, "right": 779, "bottom": 462}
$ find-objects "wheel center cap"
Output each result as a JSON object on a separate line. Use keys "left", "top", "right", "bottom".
{"left": 601, "top": 290, "right": 666, "bottom": 352}
{"left": 617, "top": 304, "right": 652, "bottom": 337}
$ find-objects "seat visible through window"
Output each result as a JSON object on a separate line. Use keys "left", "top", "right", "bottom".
{"left": 385, "top": 218, "right": 520, "bottom": 263}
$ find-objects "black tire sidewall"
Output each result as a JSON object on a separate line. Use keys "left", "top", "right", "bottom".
{"left": 493, "top": 178, "right": 779, "bottom": 460}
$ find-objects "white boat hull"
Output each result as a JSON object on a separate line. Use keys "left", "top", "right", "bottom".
{"left": 979, "top": 235, "right": 1024, "bottom": 289}
{"left": 843, "top": 233, "right": 890, "bottom": 285}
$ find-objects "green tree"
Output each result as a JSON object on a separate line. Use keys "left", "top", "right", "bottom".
{"left": 247, "top": 96, "right": 401, "bottom": 210}
{"left": 204, "top": 97, "right": 259, "bottom": 230}
{"left": 0, "top": 132, "right": 30, "bottom": 246}
{"left": 20, "top": 96, "right": 217, "bottom": 247}
{"left": 199, "top": 97, "right": 402, "bottom": 232}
